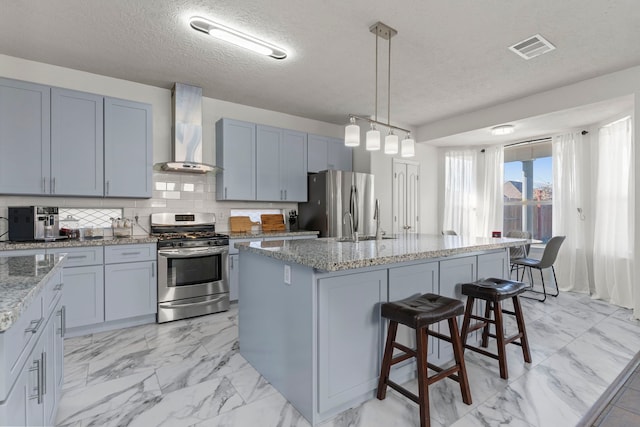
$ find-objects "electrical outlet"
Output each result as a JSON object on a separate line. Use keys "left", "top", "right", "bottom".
{"left": 284, "top": 265, "right": 291, "bottom": 285}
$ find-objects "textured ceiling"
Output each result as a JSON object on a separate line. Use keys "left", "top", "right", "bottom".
{"left": 1, "top": 0, "right": 639, "bottom": 133}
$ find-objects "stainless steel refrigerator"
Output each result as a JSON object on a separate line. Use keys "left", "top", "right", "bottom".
{"left": 298, "top": 170, "right": 375, "bottom": 238}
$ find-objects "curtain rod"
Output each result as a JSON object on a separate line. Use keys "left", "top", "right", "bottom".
{"left": 504, "top": 137, "right": 551, "bottom": 148}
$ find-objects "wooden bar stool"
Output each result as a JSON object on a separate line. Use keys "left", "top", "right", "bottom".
{"left": 460, "top": 278, "right": 532, "bottom": 380}
{"left": 377, "top": 293, "right": 472, "bottom": 427}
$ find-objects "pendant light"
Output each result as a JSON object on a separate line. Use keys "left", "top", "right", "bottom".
{"left": 344, "top": 117, "right": 360, "bottom": 147}
{"left": 401, "top": 133, "right": 415, "bottom": 157}
{"left": 345, "top": 22, "right": 415, "bottom": 157}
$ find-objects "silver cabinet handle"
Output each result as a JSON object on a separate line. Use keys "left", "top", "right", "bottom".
{"left": 284, "top": 189, "right": 287, "bottom": 200}
{"left": 41, "top": 352, "right": 46, "bottom": 396}
{"left": 280, "top": 189, "right": 283, "bottom": 200}
{"left": 52, "top": 177, "right": 56, "bottom": 194}
{"left": 29, "top": 359, "right": 42, "bottom": 404}
{"left": 57, "top": 306, "right": 66, "bottom": 338}
{"left": 54, "top": 283, "right": 64, "bottom": 291}
{"left": 25, "top": 317, "right": 44, "bottom": 334}
{"left": 121, "top": 251, "right": 141, "bottom": 256}
{"left": 67, "top": 255, "right": 88, "bottom": 260}
{"left": 224, "top": 187, "right": 228, "bottom": 199}
{"left": 230, "top": 256, "right": 234, "bottom": 268}
{"left": 151, "top": 262, "right": 155, "bottom": 278}
{"left": 42, "top": 177, "right": 46, "bottom": 193}
{"left": 105, "top": 180, "right": 110, "bottom": 195}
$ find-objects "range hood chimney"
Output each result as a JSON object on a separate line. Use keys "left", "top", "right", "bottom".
{"left": 156, "top": 83, "right": 219, "bottom": 174}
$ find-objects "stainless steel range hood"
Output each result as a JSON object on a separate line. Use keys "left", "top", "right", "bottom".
{"left": 156, "top": 83, "right": 220, "bottom": 174}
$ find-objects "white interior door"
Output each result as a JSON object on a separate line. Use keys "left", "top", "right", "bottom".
{"left": 393, "top": 159, "right": 420, "bottom": 234}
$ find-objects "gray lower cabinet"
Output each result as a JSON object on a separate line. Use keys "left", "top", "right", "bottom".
{"left": 216, "top": 118, "right": 256, "bottom": 201}
{"left": 388, "top": 262, "right": 439, "bottom": 360}
{"left": 104, "top": 244, "right": 157, "bottom": 322}
{"left": 104, "top": 97, "right": 153, "bottom": 198}
{"left": 51, "top": 88, "right": 104, "bottom": 196}
{"left": 0, "top": 267, "right": 64, "bottom": 426}
{"left": 48, "top": 246, "right": 105, "bottom": 330}
{"left": 308, "top": 134, "right": 352, "bottom": 173}
{"left": 317, "top": 270, "right": 387, "bottom": 412}
{"left": 0, "top": 78, "right": 51, "bottom": 195}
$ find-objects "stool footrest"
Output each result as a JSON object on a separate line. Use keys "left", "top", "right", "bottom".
{"left": 426, "top": 363, "right": 461, "bottom": 385}
{"left": 502, "top": 309, "right": 516, "bottom": 316}
{"left": 393, "top": 342, "right": 416, "bottom": 356}
{"left": 464, "top": 344, "right": 500, "bottom": 361}
{"left": 390, "top": 353, "right": 414, "bottom": 365}
{"left": 485, "top": 332, "right": 524, "bottom": 346}
{"left": 466, "top": 321, "right": 490, "bottom": 334}
{"left": 427, "top": 329, "right": 453, "bottom": 343}
{"left": 386, "top": 380, "right": 419, "bottom": 405}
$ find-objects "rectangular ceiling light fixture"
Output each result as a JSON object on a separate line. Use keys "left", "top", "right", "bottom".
{"left": 190, "top": 16, "right": 287, "bottom": 60}
{"left": 509, "top": 33, "right": 556, "bottom": 60}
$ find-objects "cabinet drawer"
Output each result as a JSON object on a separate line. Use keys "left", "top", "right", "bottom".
{"left": 104, "top": 243, "right": 156, "bottom": 264}
{"left": 47, "top": 246, "right": 103, "bottom": 267}
{"left": 1, "top": 293, "right": 44, "bottom": 400}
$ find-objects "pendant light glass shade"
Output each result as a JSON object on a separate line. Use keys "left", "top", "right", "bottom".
{"left": 344, "top": 117, "right": 360, "bottom": 147}
{"left": 401, "top": 133, "right": 415, "bottom": 157}
{"left": 384, "top": 131, "right": 399, "bottom": 154}
{"left": 366, "top": 124, "right": 381, "bottom": 151}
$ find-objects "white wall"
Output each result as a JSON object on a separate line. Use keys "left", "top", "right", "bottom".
{"left": 0, "top": 54, "right": 344, "bottom": 234}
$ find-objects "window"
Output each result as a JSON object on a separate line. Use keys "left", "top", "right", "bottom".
{"left": 503, "top": 141, "right": 553, "bottom": 242}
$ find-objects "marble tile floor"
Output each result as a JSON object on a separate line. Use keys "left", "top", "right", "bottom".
{"left": 56, "top": 291, "right": 640, "bottom": 427}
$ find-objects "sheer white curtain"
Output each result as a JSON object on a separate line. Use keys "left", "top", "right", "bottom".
{"left": 552, "top": 132, "right": 590, "bottom": 293}
{"left": 592, "top": 117, "right": 634, "bottom": 309}
{"left": 443, "top": 149, "right": 477, "bottom": 237}
{"left": 477, "top": 145, "right": 504, "bottom": 237}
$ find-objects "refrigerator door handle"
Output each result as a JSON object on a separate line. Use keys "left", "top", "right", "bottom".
{"left": 353, "top": 185, "right": 359, "bottom": 232}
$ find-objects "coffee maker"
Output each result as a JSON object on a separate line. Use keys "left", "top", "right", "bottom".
{"left": 8, "top": 206, "right": 63, "bottom": 241}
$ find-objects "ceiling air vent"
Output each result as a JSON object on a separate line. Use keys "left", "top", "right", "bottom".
{"left": 509, "top": 34, "right": 556, "bottom": 60}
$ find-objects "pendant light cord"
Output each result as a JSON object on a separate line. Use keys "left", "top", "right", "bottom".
{"left": 375, "top": 30, "right": 378, "bottom": 124}
{"left": 387, "top": 33, "right": 391, "bottom": 128}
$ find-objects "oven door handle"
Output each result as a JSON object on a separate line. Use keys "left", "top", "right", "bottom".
{"left": 158, "top": 249, "right": 228, "bottom": 259}
{"left": 158, "top": 296, "right": 226, "bottom": 309}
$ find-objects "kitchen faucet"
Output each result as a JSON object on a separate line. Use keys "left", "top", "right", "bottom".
{"left": 374, "top": 199, "right": 382, "bottom": 240}
{"left": 343, "top": 212, "right": 358, "bottom": 242}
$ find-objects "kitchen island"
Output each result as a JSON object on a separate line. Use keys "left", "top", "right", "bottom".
{"left": 236, "top": 234, "right": 525, "bottom": 425}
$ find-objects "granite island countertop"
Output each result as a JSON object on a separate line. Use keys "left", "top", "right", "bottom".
{"left": 0, "top": 253, "right": 66, "bottom": 332}
{"left": 236, "top": 234, "right": 526, "bottom": 272}
{"left": 0, "top": 235, "right": 158, "bottom": 251}
{"left": 228, "top": 230, "right": 319, "bottom": 239}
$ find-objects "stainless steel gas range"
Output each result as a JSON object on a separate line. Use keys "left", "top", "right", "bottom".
{"left": 151, "top": 213, "right": 229, "bottom": 323}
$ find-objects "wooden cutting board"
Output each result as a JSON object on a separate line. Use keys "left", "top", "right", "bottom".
{"left": 260, "top": 214, "right": 285, "bottom": 231}
{"left": 230, "top": 216, "right": 260, "bottom": 233}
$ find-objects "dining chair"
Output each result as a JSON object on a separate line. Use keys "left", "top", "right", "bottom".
{"left": 442, "top": 230, "right": 458, "bottom": 236}
{"left": 505, "top": 230, "right": 532, "bottom": 279}
{"left": 510, "top": 235, "right": 566, "bottom": 302}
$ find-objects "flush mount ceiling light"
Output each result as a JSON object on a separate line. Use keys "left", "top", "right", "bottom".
{"left": 491, "top": 125, "right": 515, "bottom": 136}
{"left": 189, "top": 16, "right": 287, "bottom": 60}
{"left": 344, "top": 21, "right": 414, "bottom": 157}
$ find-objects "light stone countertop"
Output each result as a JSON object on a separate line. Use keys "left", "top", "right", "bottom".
{"left": 0, "top": 235, "right": 158, "bottom": 251}
{"left": 228, "top": 230, "right": 319, "bottom": 239}
{"left": 236, "top": 234, "right": 526, "bottom": 272}
{"left": 0, "top": 253, "right": 66, "bottom": 332}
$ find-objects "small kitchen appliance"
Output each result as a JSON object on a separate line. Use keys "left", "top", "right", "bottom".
{"left": 8, "top": 206, "right": 65, "bottom": 241}
{"left": 151, "top": 212, "right": 229, "bottom": 323}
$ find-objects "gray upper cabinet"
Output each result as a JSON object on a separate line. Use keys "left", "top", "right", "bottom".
{"left": 104, "top": 97, "right": 152, "bottom": 198}
{"left": 256, "top": 126, "right": 308, "bottom": 202}
{"left": 0, "top": 78, "right": 51, "bottom": 195}
{"left": 216, "top": 118, "right": 256, "bottom": 201}
{"left": 308, "top": 134, "right": 352, "bottom": 173}
{"left": 281, "top": 129, "right": 308, "bottom": 201}
{"left": 51, "top": 88, "right": 104, "bottom": 196}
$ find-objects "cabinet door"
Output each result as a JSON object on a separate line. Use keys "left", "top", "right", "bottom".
{"left": 62, "top": 265, "right": 105, "bottom": 329}
{"left": 328, "top": 137, "right": 352, "bottom": 171}
{"left": 44, "top": 308, "right": 57, "bottom": 426}
{"left": 216, "top": 118, "right": 256, "bottom": 200}
{"left": 0, "top": 353, "right": 28, "bottom": 426}
{"left": 318, "top": 270, "right": 387, "bottom": 412}
{"left": 256, "top": 125, "right": 282, "bottom": 201}
{"left": 104, "top": 97, "right": 152, "bottom": 198}
{"left": 229, "top": 254, "right": 239, "bottom": 302}
{"left": 0, "top": 78, "right": 50, "bottom": 195}
{"left": 26, "top": 337, "right": 45, "bottom": 426}
{"left": 389, "top": 262, "right": 439, "bottom": 360}
{"left": 281, "top": 130, "right": 307, "bottom": 201}
{"left": 307, "top": 134, "right": 328, "bottom": 173}
{"left": 54, "top": 304, "right": 65, "bottom": 391}
{"left": 51, "top": 88, "right": 104, "bottom": 196}
{"left": 477, "top": 251, "right": 509, "bottom": 280}
{"left": 104, "top": 261, "right": 157, "bottom": 321}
